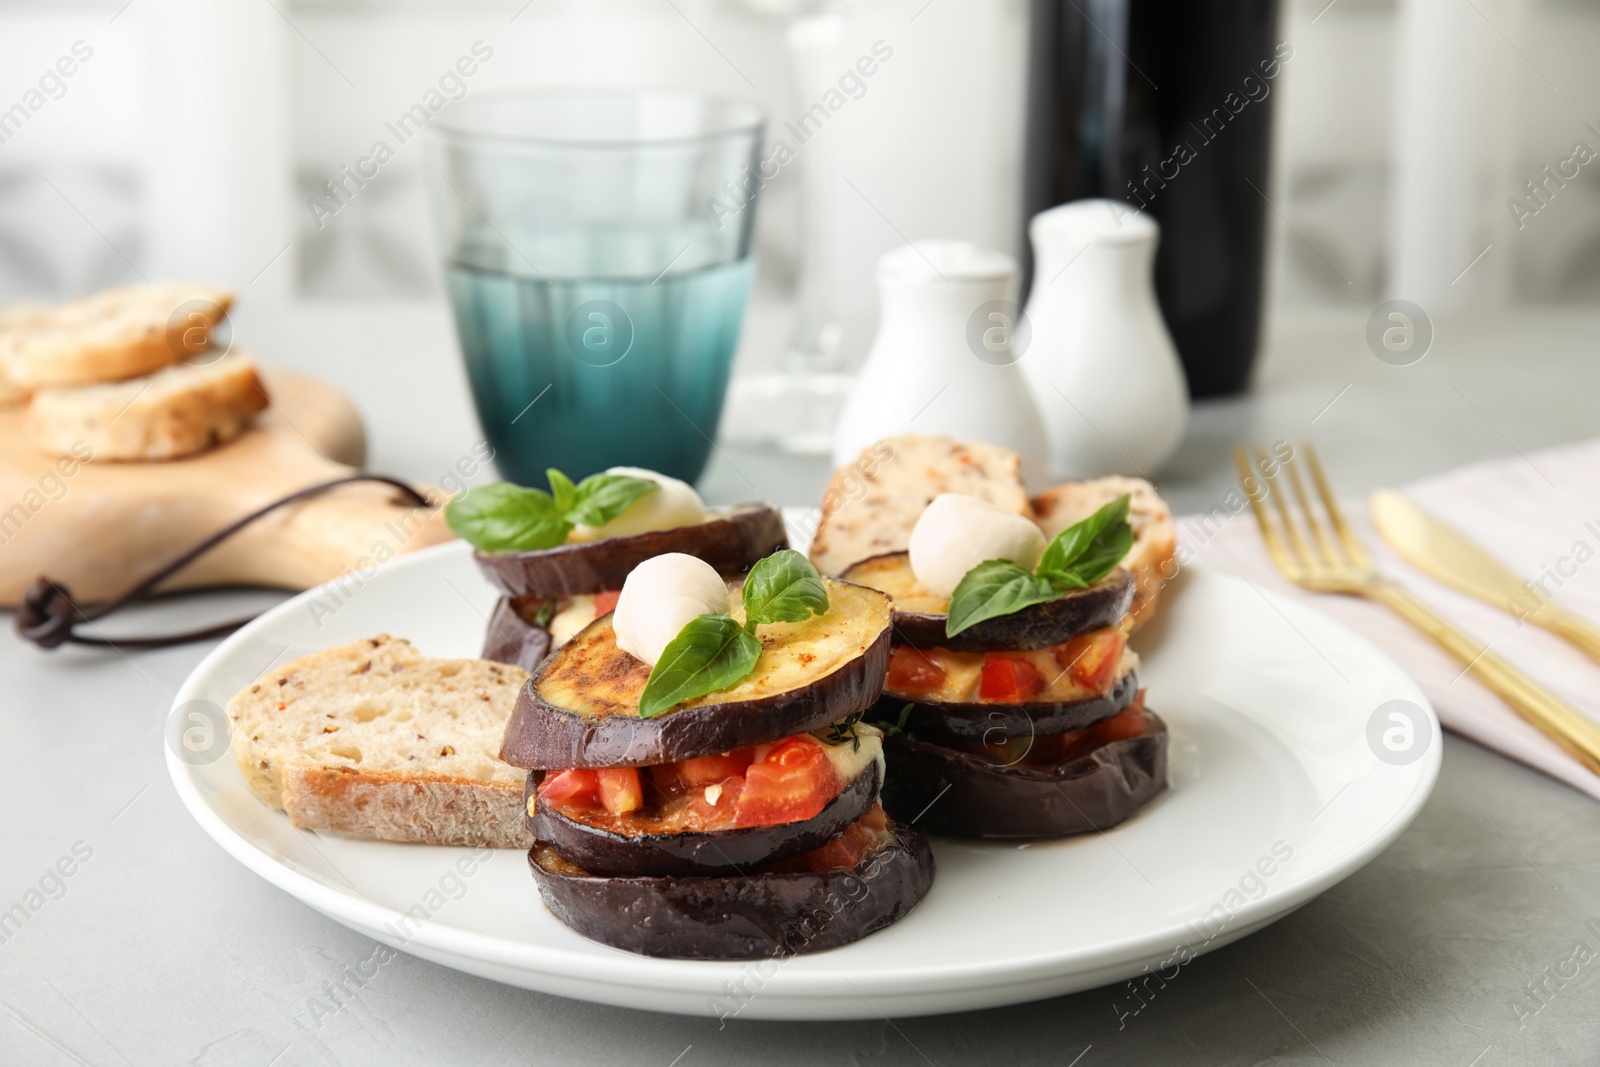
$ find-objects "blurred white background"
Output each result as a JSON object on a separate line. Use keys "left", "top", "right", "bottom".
{"left": 0, "top": 0, "right": 1595, "bottom": 381}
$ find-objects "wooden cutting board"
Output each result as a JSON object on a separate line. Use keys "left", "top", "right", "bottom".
{"left": 0, "top": 368, "right": 453, "bottom": 605}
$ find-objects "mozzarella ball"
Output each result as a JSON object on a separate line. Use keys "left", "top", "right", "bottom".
{"left": 613, "top": 553, "right": 730, "bottom": 666}
{"left": 574, "top": 466, "right": 706, "bottom": 540}
{"left": 908, "top": 493, "right": 1047, "bottom": 597}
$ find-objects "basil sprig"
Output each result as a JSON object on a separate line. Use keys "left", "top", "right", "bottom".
{"left": 945, "top": 494, "right": 1133, "bottom": 637}
{"left": 638, "top": 550, "right": 829, "bottom": 718}
{"left": 445, "top": 470, "right": 658, "bottom": 553}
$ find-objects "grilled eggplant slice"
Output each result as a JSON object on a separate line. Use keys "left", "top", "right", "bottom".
{"left": 873, "top": 668, "right": 1139, "bottom": 741}
{"left": 527, "top": 814, "right": 934, "bottom": 959}
{"left": 481, "top": 598, "right": 554, "bottom": 673}
{"left": 474, "top": 504, "right": 789, "bottom": 599}
{"left": 879, "top": 709, "right": 1168, "bottom": 838}
{"left": 501, "top": 577, "right": 893, "bottom": 769}
{"left": 840, "top": 552, "right": 1134, "bottom": 651}
{"left": 525, "top": 752, "right": 884, "bottom": 877}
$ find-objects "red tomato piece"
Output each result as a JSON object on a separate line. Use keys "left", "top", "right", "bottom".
{"left": 596, "top": 767, "right": 644, "bottom": 815}
{"left": 591, "top": 589, "right": 621, "bottom": 617}
{"left": 735, "top": 737, "right": 840, "bottom": 827}
{"left": 803, "top": 821, "right": 873, "bottom": 872}
{"left": 683, "top": 774, "right": 744, "bottom": 830}
{"left": 886, "top": 645, "right": 946, "bottom": 695}
{"left": 538, "top": 768, "right": 598, "bottom": 808}
{"left": 676, "top": 748, "right": 756, "bottom": 787}
{"left": 1053, "top": 629, "right": 1128, "bottom": 692}
{"left": 648, "top": 762, "right": 684, "bottom": 792}
{"left": 1093, "top": 703, "right": 1148, "bottom": 745}
{"left": 979, "top": 654, "right": 1046, "bottom": 702}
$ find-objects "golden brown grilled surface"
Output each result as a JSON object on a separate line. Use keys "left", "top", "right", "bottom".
{"left": 535, "top": 577, "right": 892, "bottom": 720}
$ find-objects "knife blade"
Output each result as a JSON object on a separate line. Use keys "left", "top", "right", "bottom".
{"left": 1369, "top": 488, "right": 1600, "bottom": 664}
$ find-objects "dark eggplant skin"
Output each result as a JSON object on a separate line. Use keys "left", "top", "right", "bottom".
{"left": 875, "top": 669, "right": 1139, "bottom": 741}
{"left": 473, "top": 504, "right": 789, "bottom": 599}
{"left": 879, "top": 711, "right": 1168, "bottom": 839}
{"left": 480, "top": 598, "right": 554, "bottom": 673}
{"left": 527, "top": 818, "right": 934, "bottom": 959}
{"left": 840, "top": 552, "right": 1134, "bottom": 652}
{"left": 500, "top": 598, "right": 893, "bottom": 770}
{"left": 524, "top": 759, "right": 882, "bottom": 877}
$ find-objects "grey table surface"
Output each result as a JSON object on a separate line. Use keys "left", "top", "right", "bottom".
{"left": 4, "top": 302, "right": 1600, "bottom": 1066}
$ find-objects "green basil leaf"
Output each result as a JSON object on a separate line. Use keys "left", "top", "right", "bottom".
{"left": 945, "top": 559, "right": 1062, "bottom": 637}
{"left": 1036, "top": 493, "right": 1133, "bottom": 590}
{"left": 638, "top": 614, "right": 761, "bottom": 718}
{"left": 741, "top": 549, "right": 829, "bottom": 626}
{"left": 445, "top": 482, "right": 569, "bottom": 553}
{"left": 568, "top": 472, "right": 659, "bottom": 528}
{"left": 546, "top": 468, "right": 577, "bottom": 516}
{"left": 1053, "top": 522, "right": 1133, "bottom": 589}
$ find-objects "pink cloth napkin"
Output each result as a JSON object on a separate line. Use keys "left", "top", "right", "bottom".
{"left": 1185, "top": 438, "right": 1600, "bottom": 802}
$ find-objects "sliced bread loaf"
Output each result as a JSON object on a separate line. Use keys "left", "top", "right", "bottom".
{"left": 226, "top": 635, "right": 531, "bottom": 848}
{"left": 0, "top": 282, "right": 232, "bottom": 388}
{"left": 0, "top": 303, "right": 47, "bottom": 406}
{"left": 25, "top": 348, "right": 269, "bottom": 460}
{"left": 808, "top": 434, "right": 1034, "bottom": 575}
{"left": 1034, "top": 475, "right": 1177, "bottom": 629}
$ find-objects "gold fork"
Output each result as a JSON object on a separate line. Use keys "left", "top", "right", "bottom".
{"left": 1235, "top": 442, "right": 1600, "bottom": 777}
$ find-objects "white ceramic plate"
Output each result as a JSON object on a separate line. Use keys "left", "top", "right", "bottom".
{"left": 167, "top": 524, "right": 1439, "bottom": 1021}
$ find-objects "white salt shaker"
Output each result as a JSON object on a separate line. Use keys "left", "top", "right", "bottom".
{"left": 1019, "top": 201, "right": 1189, "bottom": 479}
{"left": 832, "top": 240, "right": 1049, "bottom": 486}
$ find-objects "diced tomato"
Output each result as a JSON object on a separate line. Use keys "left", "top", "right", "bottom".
{"left": 648, "top": 762, "right": 684, "bottom": 792}
{"left": 979, "top": 654, "right": 1047, "bottom": 702}
{"left": 1092, "top": 695, "right": 1148, "bottom": 745}
{"left": 538, "top": 768, "right": 598, "bottom": 807}
{"left": 886, "top": 645, "right": 946, "bottom": 695}
{"left": 860, "top": 804, "right": 888, "bottom": 833}
{"left": 735, "top": 737, "right": 840, "bottom": 827}
{"left": 802, "top": 821, "right": 874, "bottom": 872}
{"left": 676, "top": 748, "right": 756, "bottom": 787}
{"left": 1052, "top": 629, "right": 1128, "bottom": 692}
{"left": 592, "top": 589, "right": 621, "bottom": 617}
{"left": 595, "top": 767, "right": 644, "bottom": 815}
{"left": 683, "top": 774, "right": 744, "bottom": 830}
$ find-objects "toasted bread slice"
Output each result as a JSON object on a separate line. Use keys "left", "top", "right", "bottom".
{"left": 1033, "top": 476, "right": 1176, "bottom": 629}
{"left": 0, "top": 282, "right": 232, "bottom": 388}
{"left": 25, "top": 349, "right": 270, "bottom": 461}
{"left": 226, "top": 635, "right": 531, "bottom": 848}
{"left": 808, "top": 435, "right": 1033, "bottom": 576}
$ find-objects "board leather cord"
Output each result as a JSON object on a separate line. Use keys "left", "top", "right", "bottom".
{"left": 15, "top": 475, "right": 433, "bottom": 651}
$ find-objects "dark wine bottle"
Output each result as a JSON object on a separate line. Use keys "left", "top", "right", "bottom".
{"left": 1020, "top": 0, "right": 1282, "bottom": 398}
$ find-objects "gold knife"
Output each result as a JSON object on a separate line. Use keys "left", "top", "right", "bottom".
{"left": 1369, "top": 489, "right": 1600, "bottom": 664}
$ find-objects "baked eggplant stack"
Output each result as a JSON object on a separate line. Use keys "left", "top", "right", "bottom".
{"left": 500, "top": 548, "right": 934, "bottom": 959}
{"left": 445, "top": 466, "right": 787, "bottom": 672}
{"left": 842, "top": 493, "right": 1168, "bottom": 838}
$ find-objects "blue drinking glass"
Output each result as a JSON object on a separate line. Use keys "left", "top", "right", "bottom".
{"left": 427, "top": 90, "right": 764, "bottom": 485}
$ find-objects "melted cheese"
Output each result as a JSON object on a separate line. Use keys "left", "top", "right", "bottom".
{"left": 547, "top": 594, "right": 596, "bottom": 647}
{"left": 814, "top": 721, "right": 885, "bottom": 785}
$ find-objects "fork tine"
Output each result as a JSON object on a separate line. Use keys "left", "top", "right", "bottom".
{"left": 1255, "top": 445, "right": 1319, "bottom": 575}
{"left": 1281, "top": 447, "right": 1342, "bottom": 567}
{"left": 1303, "top": 443, "right": 1375, "bottom": 570}
{"left": 1233, "top": 446, "right": 1303, "bottom": 581}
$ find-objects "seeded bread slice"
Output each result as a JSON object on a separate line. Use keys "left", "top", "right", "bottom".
{"left": 226, "top": 635, "right": 532, "bottom": 848}
{"left": 1033, "top": 476, "right": 1177, "bottom": 630}
{"left": 808, "top": 435, "right": 1034, "bottom": 576}
{"left": 0, "top": 282, "right": 232, "bottom": 388}
{"left": 24, "top": 349, "right": 270, "bottom": 461}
